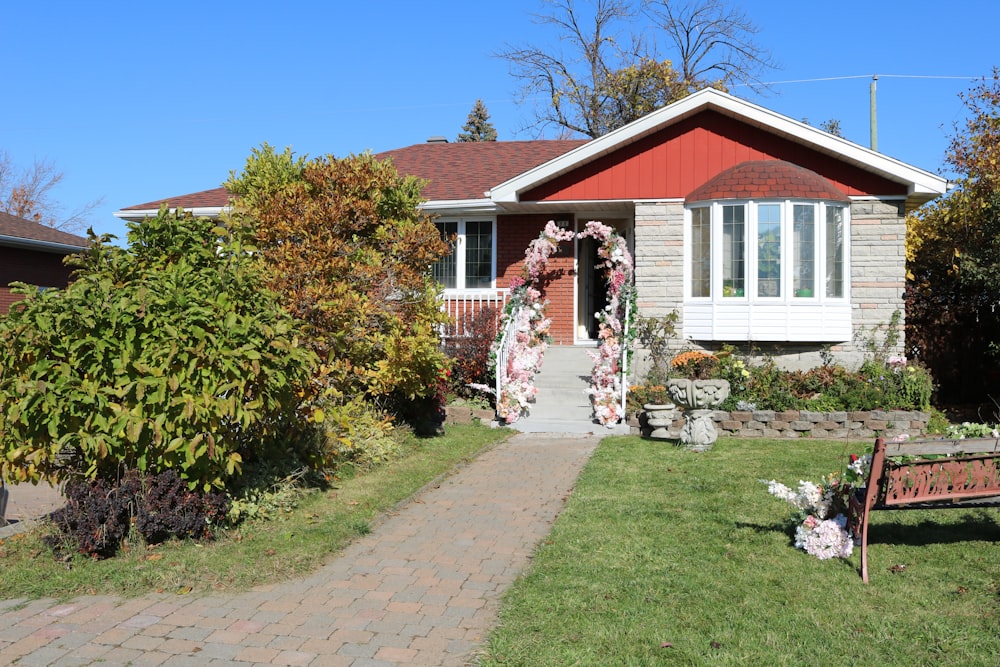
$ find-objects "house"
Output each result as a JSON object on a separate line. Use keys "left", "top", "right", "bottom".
{"left": 115, "top": 88, "right": 948, "bottom": 371}
{"left": 0, "top": 211, "right": 90, "bottom": 315}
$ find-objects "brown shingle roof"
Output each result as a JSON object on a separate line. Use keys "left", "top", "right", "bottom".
{"left": 375, "top": 140, "right": 588, "bottom": 201}
{"left": 121, "top": 187, "right": 231, "bottom": 211}
{"left": 686, "top": 160, "right": 851, "bottom": 203}
{"left": 120, "top": 141, "right": 588, "bottom": 212}
{"left": 0, "top": 211, "right": 90, "bottom": 251}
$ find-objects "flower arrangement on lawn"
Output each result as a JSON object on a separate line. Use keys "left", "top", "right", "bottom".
{"left": 579, "top": 221, "right": 635, "bottom": 427}
{"left": 764, "top": 453, "right": 872, "bottom": 560}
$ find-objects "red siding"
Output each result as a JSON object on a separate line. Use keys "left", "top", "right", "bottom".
{"left": 522, "top": 110, "right": 907, "bottom": 202}
{"left": 0, "top": 247, "right": 77, "bottom": 314}
{"left": 497, "top": 214, "right": 577, "bottom": 345}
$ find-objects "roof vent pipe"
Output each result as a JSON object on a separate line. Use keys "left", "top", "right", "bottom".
{"left": 426, "top": 136, "right": 449, "bottom": 143}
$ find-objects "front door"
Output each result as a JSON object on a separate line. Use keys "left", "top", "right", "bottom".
{"left": 576, "top": 236, "right": 607, "bottom": 341}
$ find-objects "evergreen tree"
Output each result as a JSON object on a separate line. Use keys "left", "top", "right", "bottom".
{"left": 457, "top": 99, "right": 498, "bottom": 142}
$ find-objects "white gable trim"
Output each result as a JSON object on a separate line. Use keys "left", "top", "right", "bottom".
{"left": 489, "top": 88, "right": 947, "bottom": 204}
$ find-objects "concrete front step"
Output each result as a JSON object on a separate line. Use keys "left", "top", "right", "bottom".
{"left": 512, "top": 344, "right": 630, "bottom": 434}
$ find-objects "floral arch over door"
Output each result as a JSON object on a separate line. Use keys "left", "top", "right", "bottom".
{"left": 491, "top": 220, "right": 634, "bottom": 427}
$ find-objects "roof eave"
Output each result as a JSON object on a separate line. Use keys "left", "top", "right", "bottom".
{"left": 418, "top": 199, "right": 498, "bottom": 215}
{"left": 114, "top": 205, "right": 229, "bottom": 223}
{"left": 0, "top": 234, "right": 88, "bottom": 254}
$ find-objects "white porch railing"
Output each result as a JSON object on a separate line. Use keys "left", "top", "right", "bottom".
{"left": 620, "top": 297, "right": 631, "bottom": 420}
{"left": 494, "top": 304, "right": 521, "bottom": 403}
{"left": 441, "top": 290, "right": 510, "bottom": 338}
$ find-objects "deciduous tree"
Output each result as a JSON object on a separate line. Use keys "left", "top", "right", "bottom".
{"left": 643, "top": 0, "right": 776, "bottom": 94}
{"left": 0, "top": 150, "right": 102, "bottom": 231}
{"left": 226, "top": 145, "right": 450, "bottom": 414}
{"left": 906, "top": 68, "right": 1000, "bottom": 401}
{"left": 497, "top": 0, "right": 775, "bottom": 138}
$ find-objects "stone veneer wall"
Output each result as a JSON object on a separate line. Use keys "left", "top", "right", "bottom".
{"left": 630, "top": 199, "right": 908, "bottom": 376}
{"left": 631, "top": 409, "right": 929, "bottom": 440}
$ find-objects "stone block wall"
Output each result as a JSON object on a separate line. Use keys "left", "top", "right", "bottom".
{"left": 632, "top": 408, "right": 929, "bottom": 441}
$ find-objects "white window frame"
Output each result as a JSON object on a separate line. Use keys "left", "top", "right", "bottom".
{"left": 683, "top": 200, "right": 851, "bottom": 342}
{"left": 433, "top": 217, "right": 498, "bottom": 292}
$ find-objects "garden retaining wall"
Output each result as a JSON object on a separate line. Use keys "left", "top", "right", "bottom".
{"left": 632, "top": 409, "right": 929, "bottom": 440}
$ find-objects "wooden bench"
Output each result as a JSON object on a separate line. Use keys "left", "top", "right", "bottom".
{"left": 848, "top": 436, "right": 1000, "bottom": 582}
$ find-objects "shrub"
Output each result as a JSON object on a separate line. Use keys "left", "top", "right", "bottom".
{"left": 634, "top": 312, "right": 679, "bottom": 385}
{"left": 944, "top": 421, "right": 999, "bottom": 438}
{"left": 136, "top": 469, "right": 230, "bottom": 544}
{"left": 226, "top": 146, "right": 451, "bottom": 407}
{"left": 442, "top": 306, "right": 500, "bottom": 398}
{"left": 317, "top": 397, "right": 401, "bottom": 469}
{"left": 46, "top": 469, "right": 230, "bottom": 559}
{"left": 0, "top": 210, "right": 317, "bottom": 491}
{"left": 47, "top": 473, "right": 143, "bottom": 559}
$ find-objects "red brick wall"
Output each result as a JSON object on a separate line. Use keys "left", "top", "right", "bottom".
{"left": 0, "top": 246, "right": 77, "bottom": 314}
{"left": 498, "top": 214, "right": 577, "bottom": 345}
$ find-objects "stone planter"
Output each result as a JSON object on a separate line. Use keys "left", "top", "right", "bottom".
{"left": 643, "top": 403, "right": 677, "bottom": 439}
{"left": 666, "top": 378, "right": 731, "bottom": 451}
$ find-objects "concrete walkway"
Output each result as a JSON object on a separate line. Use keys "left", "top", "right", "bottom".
{"left": 0, "top": 432, "right": 600, "bottom": 666}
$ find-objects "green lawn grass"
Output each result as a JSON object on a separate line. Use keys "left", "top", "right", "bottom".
{"left": 0, "top": 422, "right": 512, "bottom": 601}
{"left": 479, "top": 436, "right": 1000, "bottom": 666}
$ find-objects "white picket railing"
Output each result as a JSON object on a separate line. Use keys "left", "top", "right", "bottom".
{"left": 494, "top": 304, "right": 521, "bottom": 403}
{"left": 441, "top": 290, "right": 510, "bottom": 338}
{"left": 619, "top": 298, "right": 631, "bottom": 420}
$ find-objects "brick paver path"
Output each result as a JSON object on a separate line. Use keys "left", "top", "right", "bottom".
{"left": 0, "top": 432, "right": 599, "bottom": 666}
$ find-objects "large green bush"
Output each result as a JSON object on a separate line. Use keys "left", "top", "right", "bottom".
{"left": 0, "top": 209, "right": 317, "bottom": 491}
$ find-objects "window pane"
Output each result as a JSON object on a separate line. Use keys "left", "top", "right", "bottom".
{"left": 690, "top": 207, "right": 711, "bottom": 297}
{"left": 757, "top": 204, "right": 781, "bottom": 297}
{"left": 826, "top": 206, "right": 845, "bottom": 298}
{"left": 464, "top": 221, "right": 493, "bottom": 289}
{"left": 722, "top": 205, "right": 745, "bottom": 297}
{"left": 793, "top": 204, "right": 816, "bottom": 297}
{"left": 432, "top": 221, "right": 457, "bottom": 289}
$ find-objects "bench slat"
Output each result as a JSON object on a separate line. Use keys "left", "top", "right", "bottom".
{"left": 883, "top": 437, "right": 1000, "bottom": 457}
{"left": 882, "top": 455, "right": 1000, "bottom": 505}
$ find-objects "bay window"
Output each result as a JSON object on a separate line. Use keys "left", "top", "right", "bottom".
{"left": 685, "top": 200, "right": 850, "bottom": 341}
{"left": 687, "top": 200, "right": 847, "bottom": 302}
{"left": 432, "top": 218, "right": 495, "bottom": 290}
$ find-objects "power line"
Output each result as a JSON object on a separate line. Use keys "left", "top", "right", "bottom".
{"left": 746, "top": 74, "right": 979, "bottom": 86}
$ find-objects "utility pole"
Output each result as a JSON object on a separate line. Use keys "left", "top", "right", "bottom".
{"left": 870, "top": 75, "right": 879, "bottom": 151}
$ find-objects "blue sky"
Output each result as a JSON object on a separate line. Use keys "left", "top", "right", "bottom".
{"left": 2, "top": 1, "right": 996, "bottom": 242}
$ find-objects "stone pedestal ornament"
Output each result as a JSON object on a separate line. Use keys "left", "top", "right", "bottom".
{"left": 665, "top": 378, "right": 731, "bottom": 451}
{"left": 643, "top": 403, "right": 677, "bottom": 439}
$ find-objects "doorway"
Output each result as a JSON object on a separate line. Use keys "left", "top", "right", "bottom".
{"left": 577, "top": 236, "right": 607, "bottom": 341}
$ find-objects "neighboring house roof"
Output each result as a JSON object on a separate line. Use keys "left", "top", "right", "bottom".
{"left": 117, "top": 187, "right": 231, "bottom": 221}
{"left": 115, "top": 142, "right": 587, "bottom": 221}
{"left": 115, "top": 88, "right": 948, "bottom": 220}
{"left": 686, "top": 160, "right": 851, "bottom": 203}
{"left": 0, "top": 211, "right": 90, "bottom": 253}
{"left": 375, "top": 140, "right": 588, "bottom": 203}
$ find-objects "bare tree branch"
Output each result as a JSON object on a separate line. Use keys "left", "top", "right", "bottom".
{"left": 0, "top": 150, "right": 103, "bottom": 232}
{"left": 643, "top": 0, "right": 778, "bottom": 94}
{"left": 497, "top": 0, "right": 778, "bottom": 138}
